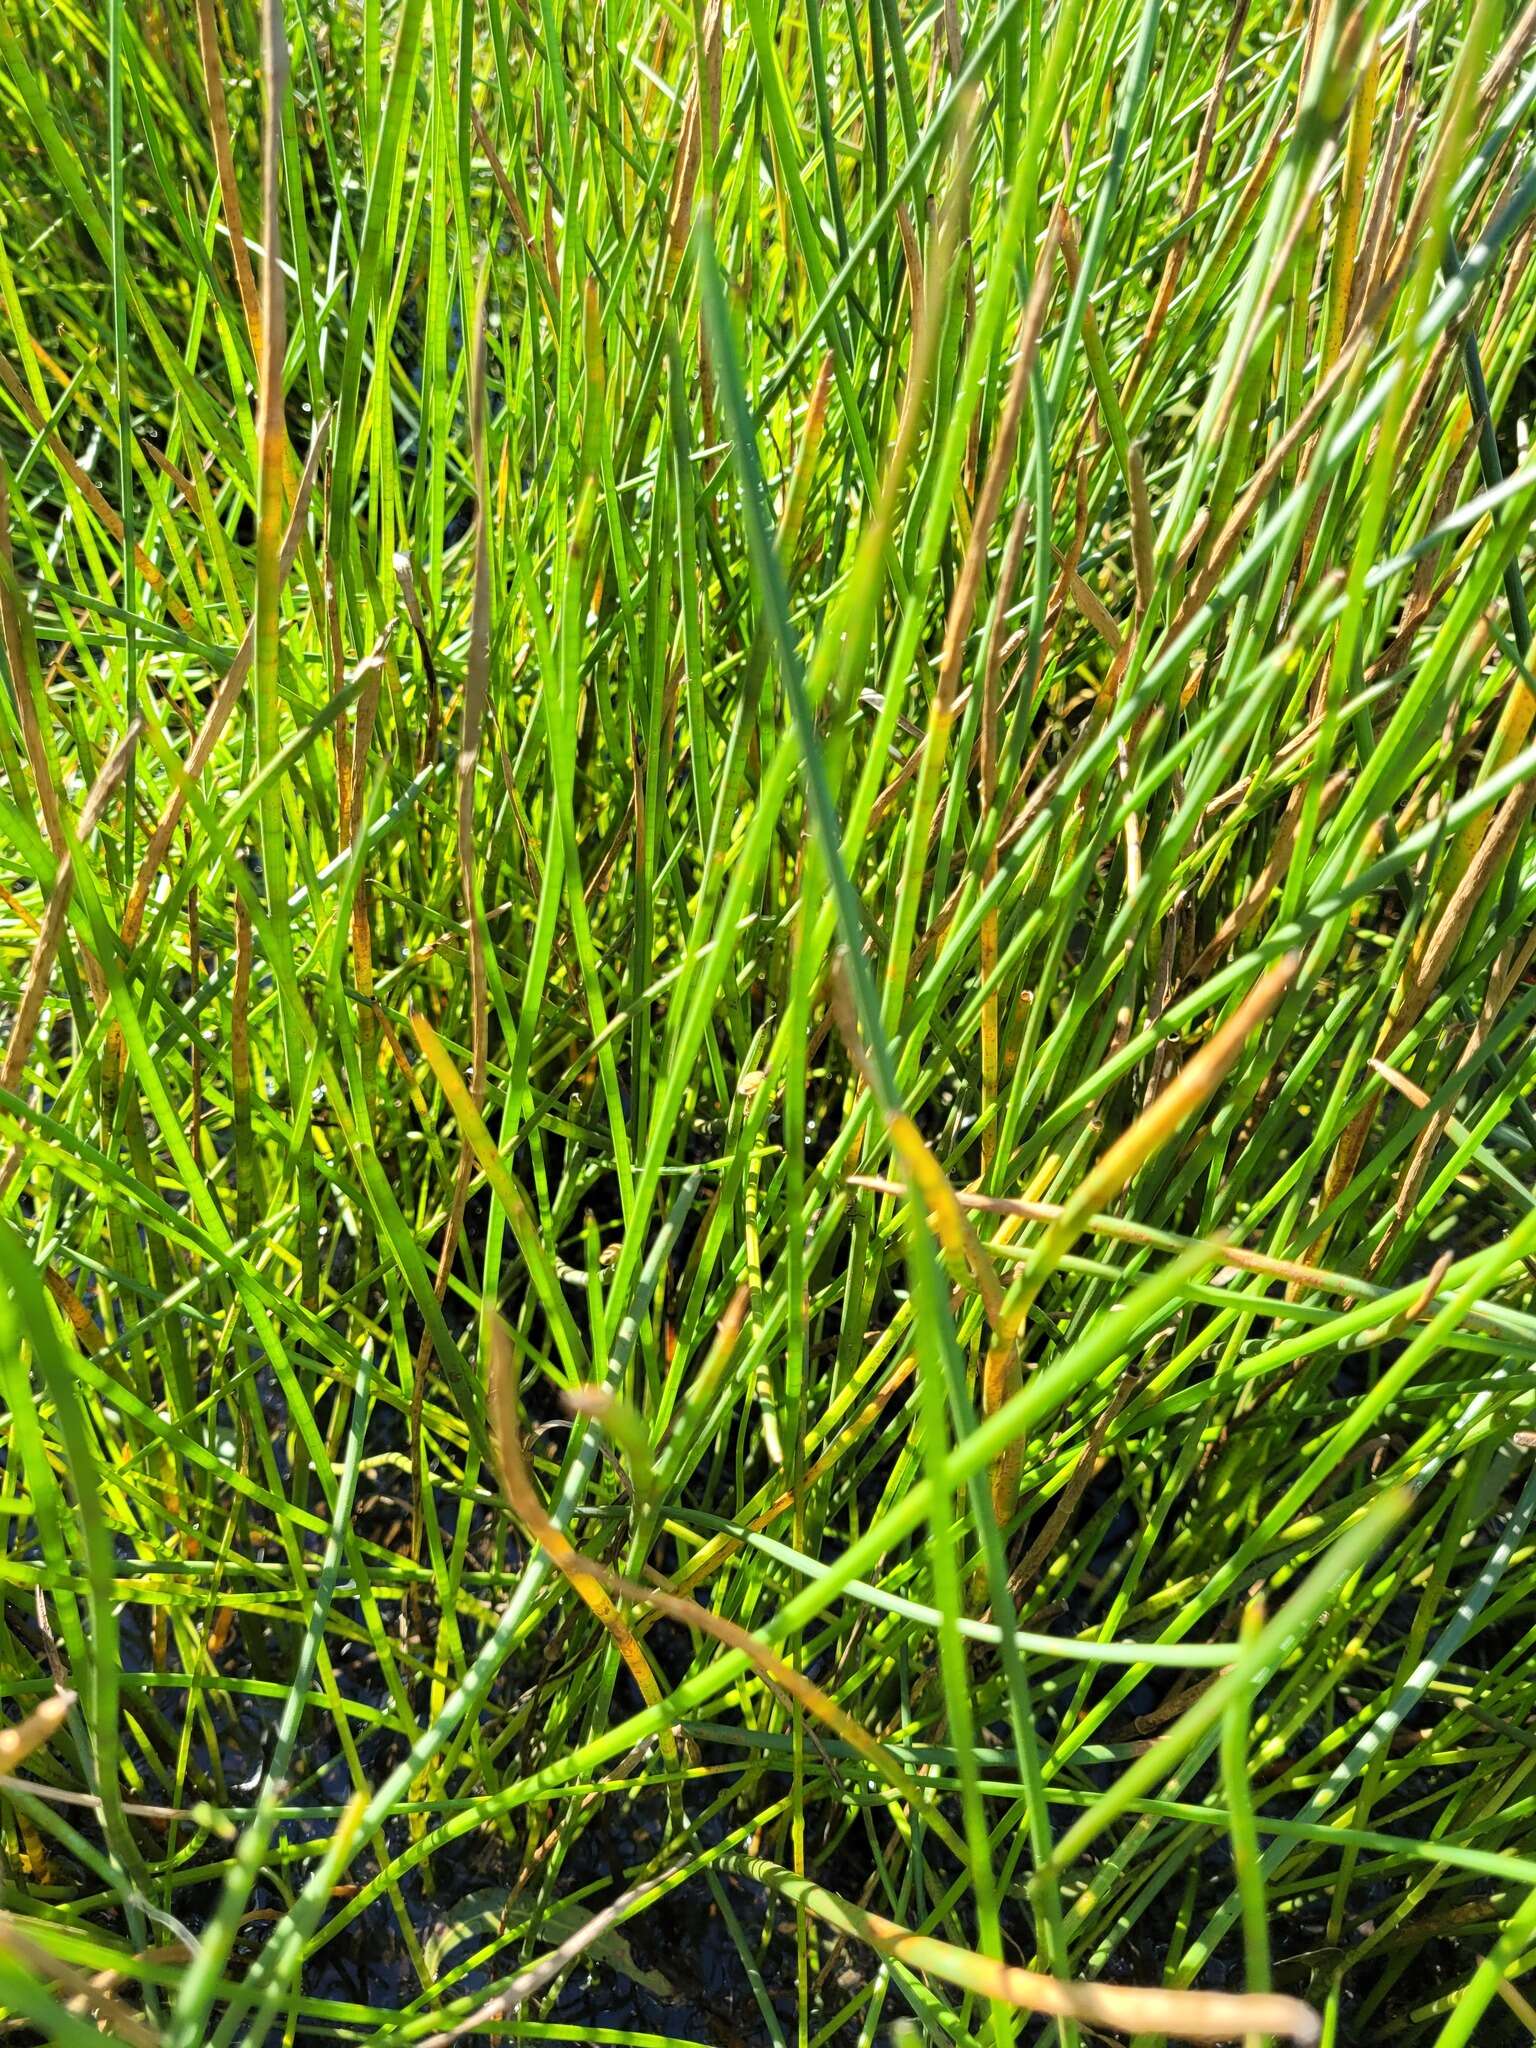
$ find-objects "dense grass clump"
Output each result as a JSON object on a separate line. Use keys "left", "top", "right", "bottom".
{"left": 3, "top": 0, "right": 1536, "bottom": 2038}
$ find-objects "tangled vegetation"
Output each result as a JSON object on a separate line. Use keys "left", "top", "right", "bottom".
{"left": 2, "top": 0, "right": 1536, "bottom": 2038}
